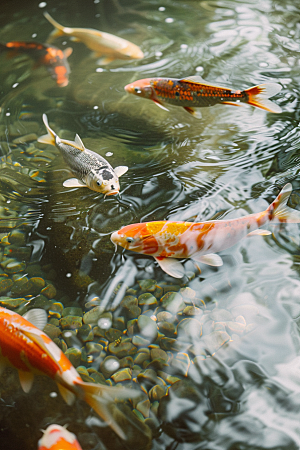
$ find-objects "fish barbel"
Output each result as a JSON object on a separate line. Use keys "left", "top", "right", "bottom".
{"left": 38, "top": 114, "right": 128, "bottom": 195}
{"left": 0, "top": 307, "right": 139, "bottom": 439}
{"left": 44, "top": 12, "right": 144, "bottom": 64}
{"left": 111, "top": 183, "right": 300, "bottom": 278}
{"left": 0, "top": 41, "right": 72, "bottom": 87}
{"left": 38, "top": 424, "right": 82, "bottom": 450}
{"left": 124, "top": 76, "right": 282, "bottom": 118}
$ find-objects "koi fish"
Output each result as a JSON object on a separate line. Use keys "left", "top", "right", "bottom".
{"left": 111, "top": 183, "right": 300, "bottom": 278}
{"left": 0, "top": 307, "right": 138, "bottom": 439}
{"left": 38, "top": 114, "right": 128, "bottom": 195}
{"left": 38, "top": 424, "right": 82, "bottom": 450}
{"left": 44, "top": 12, "right": 144, "bottom": 65}
{"left": 124, "top": 76, "right": 282, "bottom": 117}
{"left": 0, "top": 41, "right": 72, "bottom": 87}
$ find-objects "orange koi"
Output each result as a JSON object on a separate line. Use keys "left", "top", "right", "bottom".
{"left": 124, "top": 76, "right": 282, "bottom": 117}
{"left": 44, "top": 12, "right": 144, "bottom": 65}
{"left": 38, "top": 424, "right": 82, "bottom": 450}
{"left": 111, "top": 183, "right": 300, "bottom": 278}
{"left": 0, "top": 307, "right": 138, "bottom": 439}
{"left": 0, "top": 41, "right": 72, "bottom": 87}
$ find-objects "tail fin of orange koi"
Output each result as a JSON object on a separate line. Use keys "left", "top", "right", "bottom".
{"left": 245, "top": 83, "right": 282, "bottom": 113}
{"left": 44, "top": 12, "right": 66, "bottom": 42}
{"left": 38, "top": 114, "right": 56, "bottom": 146}
{"left": 79, "top": 382, "right": 141, "bottom": 440}
{"left": 268, "top": 183, "right": 300, "bottom": 223}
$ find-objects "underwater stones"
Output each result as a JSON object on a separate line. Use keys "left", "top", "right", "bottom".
{"left": 176, "top": 318, "right": 202, "bottom": 342}
{"left": 100, "top": 356, "right": 121, "bottom": 378}
{"left": 49, "top": 302, "right": 64, "bottom": 319}
{"left": 60, "top": 315, "right": 83, "bottom": 330}
{"left": 10, "top": 276, "right": 45, "bottom": 296}
{"left": 105, "top": 327, "right": 122, "bottom": 343}
{"left": 170, "top": 352, "right": 191, "bottom": 376}
{"left": 4, "top": 261, "right": 26, "bottom": 274}
{"left": 119, "top": 356, "right": 134, "bottom": 369}
{"left": 191, "top": 330, "right": 231, "bottom": 358}
{"left": 0, "top": 296, "right": 27, "bottom": 309}
{"left": 65, "top": 347, "right": 82, "bottom": 367}
{"left": 7, "top": 229, "right": 26, "bottom": 246}
{"left": 136, "top": 398, "right": 150, "bottom": 418}
{"left": 138, "top": 293, "right": 158, "bottom": 306}
{"left": 157, "top": 321, "right": 176, "bottom": 338}
{"left": 156, "top": 311, "right": 174, "bottom": 323}
{"left": 160, "top": 292, "right": 185, "bottom": 314}
{"left": 88, "top": 368, "right": 107, "bottom": 385}
{"left": 120, "top": 295, "right": 141, "bottom": 320}
{"left": 76, "top": 366, "right": 95, "bottom": 383}
{"left": 0, "top": 277, "right": 13, "bottom": 295}
{"left": 158, "top": 379, "right": 208, "bottom": 441}
{"left": 137, "top": 369, "right": 160, "bottom": 389}
{"left": 83, "top": 306, "right": 102, "bottom": 324}
{"left": 159, "top": 337, "right": 179, "bottom": 352}
{"left": 40, "top": 283, "right": 57, "bottom": 299}
{"left": 77, "top": 323, "right": 94, "bottom": 342}
{"left": 210, "top": 308, "right": 233, "bottom": 322}
{"left": 111, "top": 368, "right": 132, "bottom": 383}
{"left": 134, "top": 350, "right": 150, "bottom": 366}
{"left": 182, "top": 305, "right": 203, "bottom": 316}
{"left": 31, "top": 294, "right": 51, "bottom": 309}
{"left": 137, "top": 314, "right": 158, "bottom": 344}
{"left": 44, "top": 323, "right": 61, "bottom": 340}
{"left": 12, "top": 133, "right": 38, "bottom": 144}
{"left": 149, "top": 384, "right": 166, "bottom": 402}
{"left": 108, "top": 340, "right": 137, "bottom": 359}
{"left": 138, "top": 279, "right": 157, "bottom": 292}
{"left": 62, "top": 306, "right": 83, "bottom": 317}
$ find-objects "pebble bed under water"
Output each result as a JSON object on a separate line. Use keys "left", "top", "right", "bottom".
{"left": 1, "top": 1, "right": 300, "bottom": 450}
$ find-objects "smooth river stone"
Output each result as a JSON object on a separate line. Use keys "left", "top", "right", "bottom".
{"left": 44, "top": 323, "right": 61, "bottom": 340}
{"left": 40, "top": 283, "right": 57, "bottom": 299}
{"left": 8, "top": 230, "right": 26, "bottom": 245}
{"left": 60, "top": 315, "right": 83, "bottom": 330}
{"left": 138, "top": 279, "right": 157, "bottom": 292}
{"left": 100, "top": 356, "right": 121, "bottom": 378}
{"left": 111, "top": 368, "right": 132, "bottom": 383}
{"left": 138, "top": 293, "right": 158, "bottom": 306}
{"left": 65, "top": 347, "right": 82, "bottom": 367}
{"left": 0, "top": 277, "right": 13, "bottom": 295}
{"left": 137, "top": 315, "right": 158, "bottom": 342}
{"left": 0, "top": 296, "right": 27, "bottom": 308}
{"left": 108, "top": 341, "right": 137, "bottom": 359}
{"left": 62, "top": 307, "right": 83, "bottom": 318}
{"left": 83, "top": 306, "right": 102, "bottom": 324}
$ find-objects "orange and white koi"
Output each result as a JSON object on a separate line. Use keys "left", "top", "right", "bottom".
{"left": 0, "top": 307, "right": 138, "bottom": 439}
{"left": 111, "top": 183, "right": 300, "bottom": 278}
{"left": 0, "top": 41, "right": 72, "bottom": 87}
{"left": 44, "top": 12, "right": 144, "bottom": 64}
{"left": 38, "top": 424, "right": 82, "bottom": 450}
{"left": 124, "top": 76, "right": 282, "bottom": 118}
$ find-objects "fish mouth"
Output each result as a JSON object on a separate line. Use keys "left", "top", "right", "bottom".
{"left": 124, "top": 84, "right": 132, "bottom": 93}
{"left": 106, "top": 190, "right": 119, "bottom": 196}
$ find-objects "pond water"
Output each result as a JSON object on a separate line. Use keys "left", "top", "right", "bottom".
{"left": 1, "top": 0, "right": 300, "bottom": 449}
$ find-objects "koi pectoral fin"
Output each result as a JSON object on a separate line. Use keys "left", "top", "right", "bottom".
{"left": 183, "top": 107, "right": 202, "bottom": 119}
{"left": 153, "top": 99, "right": 169, "bottom": 111}
{"left": 247, "top": 229, "right": 271, "bottom": 236}
{"left": 191, "top": 253, "right": 223, "bottom": 266}
{"left": 114, "top": 166, "right": 128, "bottom": 177}
{"left": 18, "top": 370, "right": 34, "bottom": 393}
{"left": 154, "top": 257, "right": 185, "bottom": 278}
{"left": 63, "top": 178, "right": 87, "bottom": 188}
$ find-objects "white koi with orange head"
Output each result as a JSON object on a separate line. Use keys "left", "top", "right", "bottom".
{"left": 111, "top": 184, "right": 300, "bottom": 278}
{"left": 0, "top": 307, "right": 139, "bottom": 439}
{"left": 38, "top": 424, "right": 82, "bottom": 450}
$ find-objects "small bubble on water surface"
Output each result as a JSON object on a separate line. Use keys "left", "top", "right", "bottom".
{"left": 38, "top": 2, "right": 47, "bottom": 8}
{"left": 106, "top": 152, "right": 113, "bottom": 156}
{"left": 196, "top": 66, "right": 204, "bottom": 72}
{"left": 46, "top": 227, "right": 51, "bottom": 230}
{"left": 165, "top": 18, "right": 174, "bottom": 23}
{"left": 6, "top": 200, "right": 11, "bottom": 204}
{"left": 181, "top": 44, "right": 188, "bottom": 49}
{"left": 104, "top": 359, "right": 120, "bottom": 371}
{"left": 32, "top": 33, "right": 37, "bottom": 38}
{"left": 49, "top": 392, "right": 57, "bottom": 398}
{"left": 93, "top": 106, "right": 99, "bottom": 109}
{"left": 96, "top": 68, "right": 104, "bottom": 72}
{"left": 94, "top": 0, "right": 100, "bottom": 3}
{"left": 64, "top": 331, "right": 72, "bottom": 338}
{"left": 62, "top": 41, "right": 67, "bottom": 45}
{"left": 259, "top": 62, "right": 268, "bottom": 67}
{"left": 12, "top": 83, "right": 19, "bottom": 88}
{"left": 66, "top": 273, "right": 72, "bottom": 278}
{"left": 155, "top": 51, "right": 163, "bottom": 57}
{"left": 158, "top": 6, "right": 166, "bottom": 11}
{"left": 5, "top": 112, "right": 10, "bottom": 116}
{"left": 98, "top": 317, "right": 112, "bottom": 329}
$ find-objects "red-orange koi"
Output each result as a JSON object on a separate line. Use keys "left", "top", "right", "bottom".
{"left": 111, "top": 183, "right": 300, "bottom": 278}
{"left": 0, "top": 307, "right": 138, "bottom": 439}
{"left": 38, "top": 424, "right": 82, "bottom": 450}
{"left": 124, "top": 76, "right": 282, "bottom": 117}
{"left": 0, "top": 41, "right": 72, "bottom": 87}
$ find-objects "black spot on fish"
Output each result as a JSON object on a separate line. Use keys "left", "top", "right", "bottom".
{"left": 111, "top": 185, "right": 115, "bottom": 190}
{"left": 175, "top": 92, "right": 180, "bottom": 97}
{"left": 101, "top": 169, "right": 114, "bottom": 181}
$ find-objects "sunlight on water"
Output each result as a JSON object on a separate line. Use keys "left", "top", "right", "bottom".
{"left": 0, "top": 0, "right": 300, "bottom": 449}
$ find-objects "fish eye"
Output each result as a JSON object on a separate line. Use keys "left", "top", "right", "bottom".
{"left": 134, "top": 87, "right": 142, "bottom": 94}
{"left": 111, "top": 185, "right": 115, "bottom": 190}
{"left": 126, "top": 237, "right": 135, "bottom": 243}
{"left": 97, "top": 181, "right": 102, "bottom": 186}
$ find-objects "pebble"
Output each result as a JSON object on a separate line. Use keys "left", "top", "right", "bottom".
{"left": 138, "top": 279, "right": 157, "bottom": 292}
{"left": 13, "top": 133, "right": 38, "bottom": 144}
{"left": 8, "top": 230, "right": 26, "bottom": 245}
{"left": 108, "top": 341, "right": 137, "bottom": 359}
{"left": 77, "top": 324, "right": 94, "bottom": 342}
{"left": 136, "top": 398, "right": 150, "bottom": 418}
{"left": 60, "top": 315, "right": 83, "bottom": 330}
{"left": 160, "top": 292, "right": 185, "bottom": 313}
{"left": 138, "top": 293, "right": 158, "bottom": 306}
{"left": 156, "top": 311, "right": 174, "bottom": 323}
{"left": 176, "top": 318, "right": 202, "bottom": 341}
{"left": 149, "top": 384, "right": 166, "bottom": 402}
{"left": 111, "top": 368, "right": 132, "bottom": 383}
{"left": 62, "top": 307, "right": 83, "bottom": 318}
{"left": 0, "top": 296, "right": 27, "bottom": 308}
{"left": 40, "top": 284, "right": 57, "bottom": 299}
{"left": 137, "top": 315, "right": 158, "bottom": 342}
{"left": 120, "top": 295, "right": 141, "bottom": 319}
{"left": 137, "top": 368, "right": 160, "bottom": 388}
{"left": 105, "top": 327, "right": 122, "bottom": 342}
{"left": 0, "top": 278, "right": 13, "bottom": 295}
{"left": 65, "top": 347, "right": 82, "bottom": 367}
{"left": 44, "top": 323, "right": 61, "bottom": 340}
{"left": 4, "top": 261, "right": 26, "bottom": 274}
{"left": 158, "top": 321, "right": 176, "bottom": 338}
{"left": 100, "top": 356, "right": 121, "bottom": 378}
{"left": 83, "top": 306, "right": 102, "bottom": 324}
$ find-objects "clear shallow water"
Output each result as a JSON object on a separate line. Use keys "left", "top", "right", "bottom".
{"left": 1, "top": 0, "right": 300, "bottom": 449}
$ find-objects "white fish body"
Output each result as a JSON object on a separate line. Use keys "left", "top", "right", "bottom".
{"left": 38, "top": 114, "right": 128, "bottom": 195}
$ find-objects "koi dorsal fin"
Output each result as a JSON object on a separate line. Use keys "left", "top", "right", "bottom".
{"left": 180, "top": 75, "right": 231, "bottom": 90}
{"left": 74, "top": 134, "right": 85, "bottom": 151}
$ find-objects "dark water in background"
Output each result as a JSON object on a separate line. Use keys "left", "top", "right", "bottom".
{"left": 1, "top": 0, "right": 300, "bottom": 449}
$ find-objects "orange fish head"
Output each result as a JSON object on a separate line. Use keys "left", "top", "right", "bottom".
{"left": 124, "top": 79, "right": 154, "bottom": 99}
{"left": 111, "top": 222, "right": 160, "bottom": 255}
{"left": 38, "top": 424, "right": 82, "bottom": 450}
{"left": 122, "top": 44, "right": 144, "bottom": 60}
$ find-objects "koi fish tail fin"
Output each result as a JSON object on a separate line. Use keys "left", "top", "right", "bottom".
{"left": 38, "top": 114, "right": 56, "bottom": 146}
{"left": 268, "top": 183, "right": 300, "bottom": 223}
{"left": 245, "top": 83, "right": 282, "bottom": 113}
{"left": 79, "top": 382, "right": 141, "bottom": 440}
{"left": 44, "top": 12, "right": 65, "bottom": 41}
